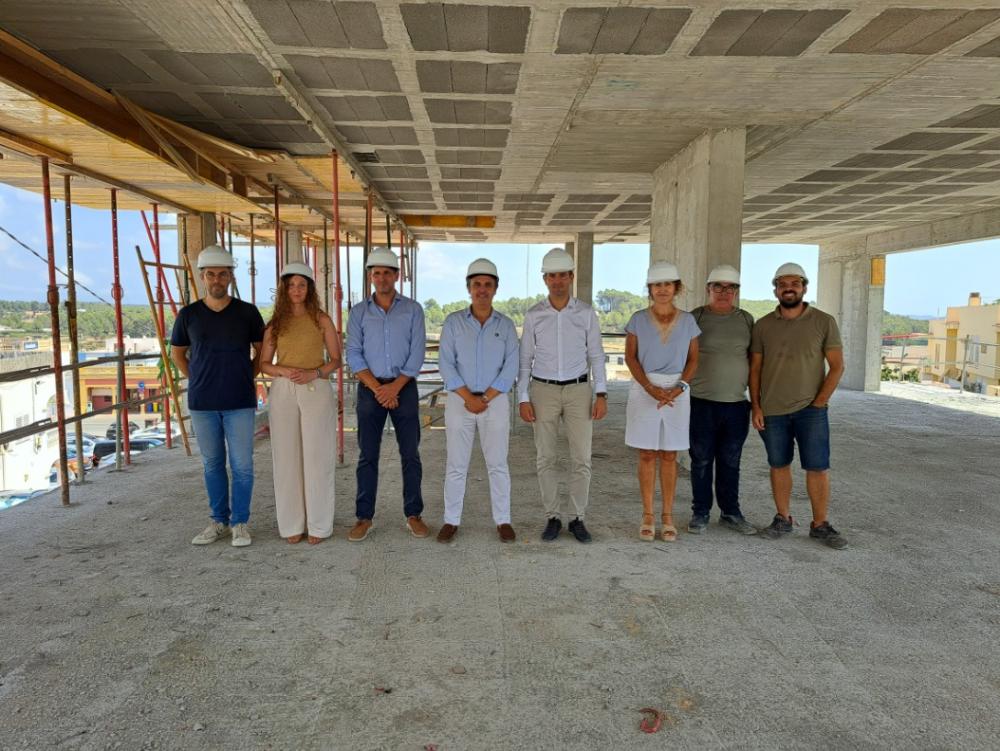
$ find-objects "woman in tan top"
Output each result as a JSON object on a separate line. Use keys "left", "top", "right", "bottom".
{"left": 260, "top": 263, "right": 342, "bottom": 544}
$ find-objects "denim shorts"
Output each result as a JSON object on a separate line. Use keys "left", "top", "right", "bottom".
{"left": 759, "top": 405, "right": 830, "bottom": 470}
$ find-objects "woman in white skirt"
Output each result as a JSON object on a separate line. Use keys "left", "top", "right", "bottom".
{"left": 259, "top": 263, "right": 342, "bottom": 544}
{"left": 624, "top": 262, "right": 700, "bottom": 542}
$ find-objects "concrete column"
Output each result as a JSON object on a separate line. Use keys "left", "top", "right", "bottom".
{"left": 179, "top": 213, "right": 217, "bottom": 299}
{"left": 564, "top": 241, "right": 575, "bottom": 258}
{"left": 573, "top": 232, "right": 594, "bottom": 304}
{"left": 650, "top": 128, "right": 745, "bottom": 307}
{"left": 283, "top": 229, "right": 304, "bottom": 264}
{"left": 817, "top": 240, "right": 885, "bottom": 392}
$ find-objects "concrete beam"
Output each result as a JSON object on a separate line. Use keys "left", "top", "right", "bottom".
{"left": 824, "top": 206, "right": 1000, "bottom": 259}
{"left": 817, "top": 243, "right": 885, "bottom": 392}
{"left": 574, "top": 232, "right": 594, "bottom": 305}
{"left": 650, "top": 128, "right": 746, "bottom": 308}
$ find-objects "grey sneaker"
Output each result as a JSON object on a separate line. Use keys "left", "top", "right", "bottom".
{"left": 809, "top": 521, "right": 848, "bottom": 550}
{"left": 687, "top": 515, "right": 709, "bottom": 534}
{"left": 231, "top": 523, "right": 252, "bottom": 547}
{"left": 759, "top": 514, "right": 793, "bottom": 539}
{"left": 192, "top": 522, "right": 229, "bottom": 545}
{"left": 720, "top": 514, "right": 757, "bottom": 536}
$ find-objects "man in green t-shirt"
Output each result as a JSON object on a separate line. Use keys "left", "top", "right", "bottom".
{"left": 687, "top": 265, "right": 756, "bottom": 536}
{"left": 749, "top": 263, "right": 847, "bottom": 549}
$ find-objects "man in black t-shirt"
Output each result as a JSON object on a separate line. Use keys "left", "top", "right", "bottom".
{"left": 171, "top": 246, "right": 265, "bottom": 547}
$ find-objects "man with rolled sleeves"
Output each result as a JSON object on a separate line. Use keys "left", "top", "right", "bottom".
{"left": 750, "top": 262, "right": 847, "bottom": 549}
{"left": 345, "top": 247, "right": 427, "bottom": 542}
{"left": 518, "top": 248, "right": 608, "bottom": 543}
{"left": 437, "top": 258, "right": 520, "bottom": 544}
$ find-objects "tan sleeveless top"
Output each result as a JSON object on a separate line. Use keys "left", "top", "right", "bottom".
{"left": 275, "top": 313, "right": 324, "bottom": 369}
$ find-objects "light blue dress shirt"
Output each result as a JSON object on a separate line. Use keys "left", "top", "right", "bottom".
{"left": 439, "top": 307, "right": 519, "bottom": 394}
{"left": 346, "top": 294, "right": 426, "bottom": 379}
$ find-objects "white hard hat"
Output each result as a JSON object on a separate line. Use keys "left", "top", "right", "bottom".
{"left": 646, "top": 261, "right": 680, "bottom": 284}
{"left": 707, "top": 264, "right": 740, "bottom": 285}
{"left": 466, "top": 258, "right": 498, "bottom": 280}
{"left": 541, "top": 248, "right": 574, "bottom": 273}
{"left": 280, "top": 262, "right": 314, "bottom": 282}
{"left": 196, "top": 245, "right": 235, "bottom": 269}
{"left": 365, "top": 247, "right": 400, "bottom": 269}
{"left": 772, "top": 262, "right": 808, "bottom": 285}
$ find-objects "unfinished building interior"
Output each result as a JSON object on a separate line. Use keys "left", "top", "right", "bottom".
{"left": 0, "top": 2, "right": 998, "bottom": 748}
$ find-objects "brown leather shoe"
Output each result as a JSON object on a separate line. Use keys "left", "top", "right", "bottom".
{"left": 406, "top": 515, "right": 430, "bottom": 538}
{"left": 436, "top": 523, "right": 458, "bottom": 543}
{"left": 497, "top": 523, "right": 516, "bottom": 542}
{"left": 348, "top": 519, "right": 373, "bottom": 542}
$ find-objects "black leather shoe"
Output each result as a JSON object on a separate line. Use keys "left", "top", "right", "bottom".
{"left": 568, "top": 518, "right": 592, "bottom": 543}
{"left": 541, "top": 517, "right": 562, "bottom": 541}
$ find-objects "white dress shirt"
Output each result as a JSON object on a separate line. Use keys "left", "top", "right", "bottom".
{"left": 518, "top": 297, "right": 607, "bottom": 403}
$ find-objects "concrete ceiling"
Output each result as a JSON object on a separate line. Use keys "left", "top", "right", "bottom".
{"left": 2, "top": 1, "right": 1000, "bottom": 245}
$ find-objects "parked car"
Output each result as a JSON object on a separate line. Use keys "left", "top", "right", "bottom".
{"left": 134, "top": 424, "right": 182, "bottom": 443}
{"left": 90, "top": 437, "right": 163, "bottom": 467}
{"left": 105, "top": 421, "right": 140, "bottom": 439}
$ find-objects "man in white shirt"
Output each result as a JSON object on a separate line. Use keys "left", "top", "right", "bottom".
{"left": 518, "top": 248, "right": 608, "bottom": 543}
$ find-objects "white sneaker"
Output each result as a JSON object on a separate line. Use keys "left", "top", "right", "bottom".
{"left": 192, "top": 522, "right": 229, "bottom": 545}
{"left": 231, "top": 523, "right": 252, "bottom": 547}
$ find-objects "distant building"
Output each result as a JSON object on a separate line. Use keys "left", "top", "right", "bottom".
{"left": 0, "top": 353, "right": 60, "bottom": 490}
{"left": 925, "top": 293, "right": 1000, "bottom": 396}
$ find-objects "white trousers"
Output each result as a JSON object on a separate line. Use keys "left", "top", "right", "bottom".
{"left": 443, "top": 392, "right": 511, "bottom": 525}
{"left": 269, "top": 378, "right": 336, "bottom": 538}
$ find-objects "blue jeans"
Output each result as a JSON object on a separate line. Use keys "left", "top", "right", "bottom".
{"left": 190, "top": 408, "right": 256, "bottom": 525}
{"left": 688, "top": 397, "right": 750, "bottom": 518}
{"left": 759, "top": 405, "right": 831, "bottom": 471}
{"left": 355, "top": 380, "right": 423, "bottom": 520}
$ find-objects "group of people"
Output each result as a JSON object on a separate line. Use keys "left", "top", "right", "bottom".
{"left": 170, "top": 243, "right": 848, "bottom": 552}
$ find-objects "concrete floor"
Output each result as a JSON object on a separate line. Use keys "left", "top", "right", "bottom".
{"left": 1, "top": 384, "right": 998, "bottom": 750}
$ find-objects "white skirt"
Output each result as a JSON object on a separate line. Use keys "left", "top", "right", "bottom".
{"left": 625, "top": 372, "right": 691, "bottom": 451}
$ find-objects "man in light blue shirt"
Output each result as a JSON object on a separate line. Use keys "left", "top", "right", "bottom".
{"left": 437, "top": 258, "right": 520, "bottom": 544}
{"left": 345, "top": 248, "right": 427, "bottom": 542}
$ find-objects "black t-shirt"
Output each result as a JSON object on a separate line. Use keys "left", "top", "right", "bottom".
{"left": 170, "top": 299, "right": 265, "bottom": 411}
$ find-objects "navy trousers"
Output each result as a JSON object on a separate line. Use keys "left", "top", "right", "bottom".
{"left": 355, "top": 379, "right": 424, "bottom": 519}
{"left": 688, "top": 397, "right": 750, "bottom": 518}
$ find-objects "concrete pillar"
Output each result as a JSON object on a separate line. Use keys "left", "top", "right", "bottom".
{"left": 650, "top": 128, "right": 745, "bottom": 307}
{"left": 817, "top": 240, "right": 885, "bottom": 392}
{"left": 283, "top": 229, "right": 304, "bottom": 264}
{"left": 179, "top": 213, "right": 217, "bottom": 299}
{"left": 573, "top": 232, "right": 594, "bottom": 304}
{"left": 564, "top": 241, "right": 575, "bottom": 258}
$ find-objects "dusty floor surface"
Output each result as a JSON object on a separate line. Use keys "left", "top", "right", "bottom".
{"left": 1, "top": 384, "right": 998, "bottom": 750}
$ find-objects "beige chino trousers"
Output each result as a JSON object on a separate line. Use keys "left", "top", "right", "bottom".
{"left": 528, "top": 379, "right": 594, "bottom": 520}
{"left": 269, "top": 377, "right": 336, "bottom": 538}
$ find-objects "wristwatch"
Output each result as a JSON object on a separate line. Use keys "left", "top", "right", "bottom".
{"left": 595, "top": 392, "right": 607, "bottom": 399}
{"left": 677, "top": 380, "right": 689, "bottom": 392}
{"left": 315, "top": 368, "right": 324, "bottom": 379}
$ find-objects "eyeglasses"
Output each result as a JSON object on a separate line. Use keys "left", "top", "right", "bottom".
{"left": 710, "top": 284, "right": 739, "bottom": 294}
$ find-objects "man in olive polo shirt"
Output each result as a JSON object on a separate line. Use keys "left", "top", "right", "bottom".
{"left": 749, "top": 262, "right": 847, "bottom": 549}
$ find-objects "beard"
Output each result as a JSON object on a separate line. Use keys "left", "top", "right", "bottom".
{"left": 779, "top": 294, "right": 803, "bottom": 308}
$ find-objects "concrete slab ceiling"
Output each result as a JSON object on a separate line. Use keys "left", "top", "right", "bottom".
{"left": 2, "top": 1, "right": 1000, "bottom": 243}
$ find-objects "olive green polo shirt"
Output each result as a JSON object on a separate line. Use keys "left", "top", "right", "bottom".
{"left": 750, "top": 304, "right": 842, "bottom": 417}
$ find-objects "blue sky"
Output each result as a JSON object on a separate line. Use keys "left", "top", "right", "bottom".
{"left": 0, "top": 182, "right": 997, "bottom": 317}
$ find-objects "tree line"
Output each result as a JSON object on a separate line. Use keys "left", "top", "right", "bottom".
{"left": 0, "top": 294, "right": 931, "bottom": 341}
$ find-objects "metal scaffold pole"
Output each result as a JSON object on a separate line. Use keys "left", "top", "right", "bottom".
{"left": 41, "top": 158, "right": 70, "bottom": 506}
{"left": 332, "top": 151, "right": 345, "bottom": 465}
{"left": 152, "top": 204, "right": 172, "bottom": 450}
{"left": 249, "top": 214, "right": 256, "bottom": 306}
{"left": 273, "top": 185, "right": 281, "bottom": 292}
{"left": 63, "top": 175, "right": 85, "bottom": 484}
{"left": 110, "top": 189, "right": 130, "bottom": 467}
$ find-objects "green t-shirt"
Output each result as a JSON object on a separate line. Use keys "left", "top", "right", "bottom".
{"left": 750, "top": 304, "right": 842, "bottom": 417}
{"left": 689, "top": 306, "right": 753, "bottom": 402}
